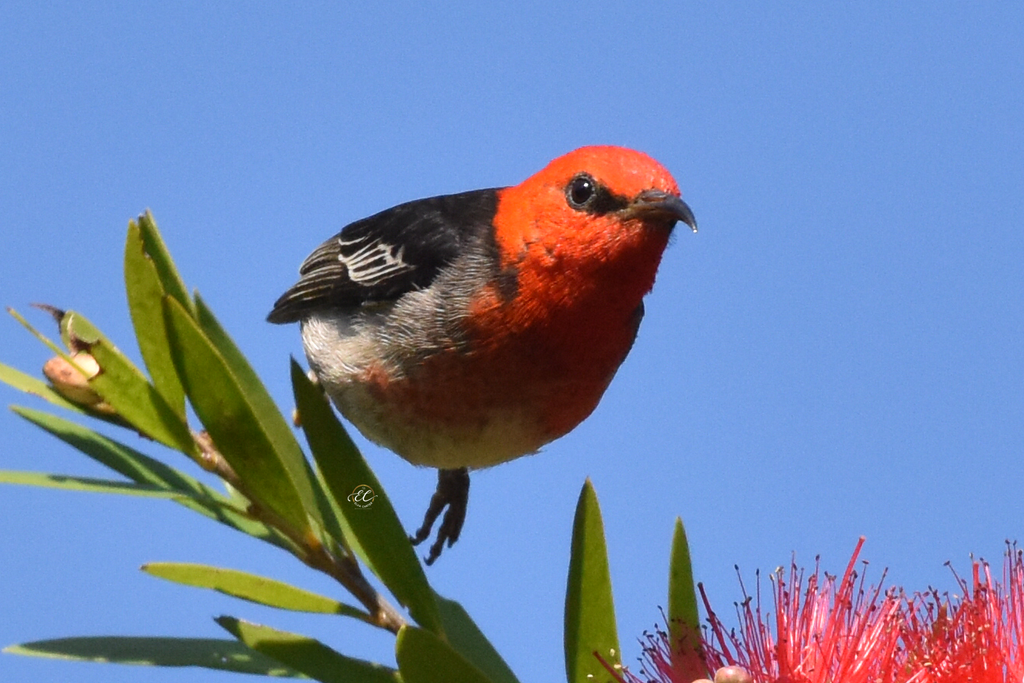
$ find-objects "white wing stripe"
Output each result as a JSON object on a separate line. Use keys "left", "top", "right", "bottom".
{"left": 337, "top": 238, "right": 412, "bottom": 284}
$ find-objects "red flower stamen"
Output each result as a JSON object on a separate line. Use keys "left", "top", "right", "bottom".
{"left": 613, "top": 541, "right": 1024, "bottom": 683}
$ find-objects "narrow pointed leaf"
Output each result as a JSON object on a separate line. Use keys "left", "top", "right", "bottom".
{"left": 396, "top": 626, "right": 494, "bottom": 683}
{"left": 163, "top": 295, "right": 317, "bottom": 537}
{"left": 7, "top": 306, "right": 69, "bottom": 358}
{"left": 435, "top": 593, "right": 521, "bottom": 683}
{"left": 218, "top": 617, "right": 397, "bottom": 683}
{"left": 200, "top": 480, "right": 298, "bottom": 549}
{"left": 3, "top": 636, "right": 301, "bottom": 676}
{"left": 197, "top": 294, "right": 347, "bottom": 552}
{"left": 0, "top": 468, "right": 283, "bottom": 546}
{"left": 14, "top": 405, "right": 206, "bottom": 494}
{"left": 0, "top": 470, "right": 177, "bottom": 497}
{"left": 192, "top": 292, "right": 286, "bottom": 425}
{"left": 59, "top": 311, "right": 196, "bottom": 454}
{"left": 8, "top": 406, "right": 293, "bottom": 547}
{"left": 144, "top": 563, "right": 369, "bottom": 621}
{"left": 135, "top": 211, "right": 194, "bottom": 316}
{"left": 309, "top": 461, "right": 351, "bottom": 558}
{"left": 291, "top": 359, "right": 443, "bottom": 635}
{"left": 171, "top": 495, "right": 297, "bottom": 551}
{"left": 564, "top": 479, "right": 620, "bottom": 683}
{"left": 124, "top": 219, "right": 186, "bottom": 415}
{"left": 667, "top": 517, "right": 705, "bottom": 679}
{"left": 292, "top": 364, "right": 371, "bottom": 567}
{"left": 192, "top": 292, "right": 335, "bottom": 542}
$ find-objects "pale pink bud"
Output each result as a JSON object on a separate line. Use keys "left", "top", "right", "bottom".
{"left": 43, "top": 353, "right": 103, "bottom": 406}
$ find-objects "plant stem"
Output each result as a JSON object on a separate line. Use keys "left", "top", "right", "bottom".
{"left": 193, "top": 430, "right": 407, "bottom": 633}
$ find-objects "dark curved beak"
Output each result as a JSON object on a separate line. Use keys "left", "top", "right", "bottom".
{"left": 627, "top": 189, "right": 698, "bottom": 233}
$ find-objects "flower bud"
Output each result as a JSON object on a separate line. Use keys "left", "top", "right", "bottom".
{"left": 714, "top": 666, "right": 753, "bottom": 683}
{"left": 43, "top": 353, "right": 102, "bottom": 406}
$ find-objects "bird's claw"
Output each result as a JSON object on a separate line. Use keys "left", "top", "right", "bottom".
{"left": 410, "top": 467, "right": 469, "bottom": 565}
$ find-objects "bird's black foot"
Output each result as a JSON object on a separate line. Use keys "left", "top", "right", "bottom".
{"left": 410, "top": 467, "right": 470, "bottom": 565}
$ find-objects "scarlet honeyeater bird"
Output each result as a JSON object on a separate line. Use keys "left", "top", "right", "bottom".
{"left": 269, "top": 146, "right": 696, "bottom": 563}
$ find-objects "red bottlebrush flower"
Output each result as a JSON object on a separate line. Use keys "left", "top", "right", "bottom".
{"left": 610, "top": 542, "right": 1024, "bottom": 683}
{"left": 1004, "top": 546, "right": 1024, "bottom": 681}
{"left": 609, "top": 540, "right": 907, "bottom": 683}
{"left": 903, "top": 544, "right": 1024, "bottom": 683}
{"left": 701, "top": 538, "right": 906, "bottom": 683}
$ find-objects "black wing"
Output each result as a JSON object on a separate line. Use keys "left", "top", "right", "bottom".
{"left": 267, "top": 188, "right": 502, "bottom": 324}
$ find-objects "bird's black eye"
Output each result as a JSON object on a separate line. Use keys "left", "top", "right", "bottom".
{"left": 566, "top": 174, "right": 597, "bottom": 210}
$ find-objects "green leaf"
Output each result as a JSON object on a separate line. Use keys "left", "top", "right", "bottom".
{"left": 6, "top": 306, "right": 70, "bottom": 359}
{"left": 564, "top": 479, "right": 620, "bottom": 683}
{"left": 134, "top": 211, "right": 194, "bottom": 317}
{"left": 59, "top": 310, "right": 196, "bottom": 455}
{"left": 435, "top": 593, "right": 521, "bottom": 683}
{"left": 0, "top": 469, "right": 272, "bottom": 542}
{"left": 291, "top": 359, "right": 444, "bottom": 635}
{"left": 143, "top": 563, "right": 369, "bottom": 621}
{"left": 0, "top": 470, "right": 177, "bottom": 497}
{"left": 14, "top": 405, "right": 202, "bottom": 493}
{"left": 4, "top": 636, "right": 302, "bottom": 676}
{"left": 191, "top": 293, "right": 338, "bottom": 546}
{"left": 667, "top": 517, "right": 706, "bottom": 679}
{"left": 9, "top": 405, "right": 295, "bottom": 549}
{"left": 668, "top": 518, "right": 699, "bottom": 632}
{"left": 124, "top": 218, "right": 186, "bottom": 415}
{"left": 192, "top": 292, "right": 283, "bottom": 422}
{"left": 176, "top": 496, "right": 299, "bottom": 552}
{"left": 217, "top": 617, "right": 397, "bottom": 683}
{"left": 0, "top": 471, "right": 282, "bottom": 548}
{"left": 291, "top": 365, "right": 369, "bottom": 565}
{"left": 163, "top": 295, "right": 318, "bottom": 538}
{"left": 308, "top": 460, "right": 352, "bottom": 559}
{"left": 396, "top": 626, "right": 494, "bottom": 683}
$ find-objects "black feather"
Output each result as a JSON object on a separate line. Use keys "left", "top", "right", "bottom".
{"left": 268, "top": 188, "right": 502, "bottom": 324}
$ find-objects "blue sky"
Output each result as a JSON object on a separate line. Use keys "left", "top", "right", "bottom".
{"left": 2, "top": 3, "right": 1022, "bottom": 682}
